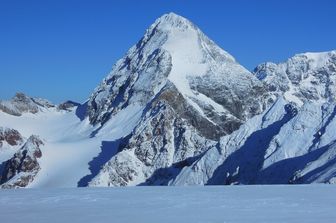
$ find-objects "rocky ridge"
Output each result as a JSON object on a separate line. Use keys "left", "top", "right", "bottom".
{"left": 0, "top": 135, "right": 43, "bottom": 188}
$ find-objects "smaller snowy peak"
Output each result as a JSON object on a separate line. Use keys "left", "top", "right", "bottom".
{"left": 0, "top": 93, "right": 55, "bottom": 116}
{"left": 300, "top": 51, "right": 336, "bottom": 69}
{"left": 254, "top": 50, "right": 336, "bottom": 105}
{"left": 0, "top": 135, "right": 43, "bottom": 188}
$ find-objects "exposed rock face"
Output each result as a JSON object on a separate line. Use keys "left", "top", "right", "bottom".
{"left": 0, "top": 127, "right": 24, "bottom": 148}
{"left": 57, "top": 100, "right": 81, "bottom": 111}
{"left": 0, "top": 135, "right": 43, "bottom": 188}
{"left": 253, "top": 51, "right": 336, "bottom": 106}
{"left": 90, "top": 47, "right": 336, "bottom": 186}
{"left": 89, "top": 91, "right": 217, "bottom": 186}
{"left": 93, "top": 47, "right": 336, "bottom": 187}
{"left": 172, "top": 53, "right": 336, "bottom": 185}
{"left": 0, "top": 93, "right": 55, "bottom": 116}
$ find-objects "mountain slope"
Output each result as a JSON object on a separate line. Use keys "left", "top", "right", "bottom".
{"left": 172, "top": 51, "right": 336, "bottom": 185}
{"left": 86, "top": 13, "right": 270, "bottom": 186}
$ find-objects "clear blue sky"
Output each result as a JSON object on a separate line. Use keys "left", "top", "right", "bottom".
{"left": 1, "top": 0, "right": 335, "bottom": 103}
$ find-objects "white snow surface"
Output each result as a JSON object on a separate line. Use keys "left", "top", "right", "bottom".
{"left": 0, "top": 104, "right": 143, "bottom": 188}
{"left": 0, "top": 185, "right": 335, "bottom": 223}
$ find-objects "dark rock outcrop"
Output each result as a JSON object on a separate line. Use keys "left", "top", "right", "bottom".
{"left": 58, "top": 100, "right": 81, "bottom": 111}
{"left": 0, "top": 135, "right": 43, "bottom": 188}
{"left": 0, "top": 128, "right": 24, "bottom": 148}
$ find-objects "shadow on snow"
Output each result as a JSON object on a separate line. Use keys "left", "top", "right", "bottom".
{"left": 77, "top": 136, "right": 130, "bottom": 187}
{"left": 207, "top": 104, "right": 297, "bottom": 185}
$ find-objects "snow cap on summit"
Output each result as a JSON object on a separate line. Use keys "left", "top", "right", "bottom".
{"left": 149, "top": 12, "right": 196, "bottom": 32}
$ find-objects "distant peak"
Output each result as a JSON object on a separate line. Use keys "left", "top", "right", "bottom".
{"left": 13, "top": 92, "right": 30, "bottom": 102}
{"left": 290, "top": 50, "right": 335, "bottom": 61}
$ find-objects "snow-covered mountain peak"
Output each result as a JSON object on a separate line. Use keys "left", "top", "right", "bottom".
{"left": 254, "top": 50, "right": 336, "bottom": 106}
{"left": 0, "top": 93, "right": 56, "bottom": 116}
{"left": 280, "top": 51, "right": 336, "bottom": 75}
{"left": 150, "top": 12, "right": 195, "bottom": 32}
{"left": 83, "top": 14, "right": 272, "bottom": 186}
{"left": 143, "top": 12, "right": 236, "bottom": 64}
{"left": 297, "top": 50, "right": 335, "bottom": 68}
{"left": 0, "top": 93, "right": 81, "bottom": 117}
{"left": 88, "top": 13, "right": 268, "bottom": 134}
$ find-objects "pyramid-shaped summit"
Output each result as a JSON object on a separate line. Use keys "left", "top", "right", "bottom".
{"left": 88, "top": 12, "right": 269, "bottom": 138}
{"left": 150, "top": 12, "right": 195, "bottom": 29}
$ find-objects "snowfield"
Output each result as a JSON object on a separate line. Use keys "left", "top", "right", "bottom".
{"left": 0, "top": 185, "right": 335, "bottom": 223}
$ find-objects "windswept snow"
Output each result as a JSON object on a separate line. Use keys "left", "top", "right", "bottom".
{"left": 0, "top": 185, "right": 335, "bottom": 223}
